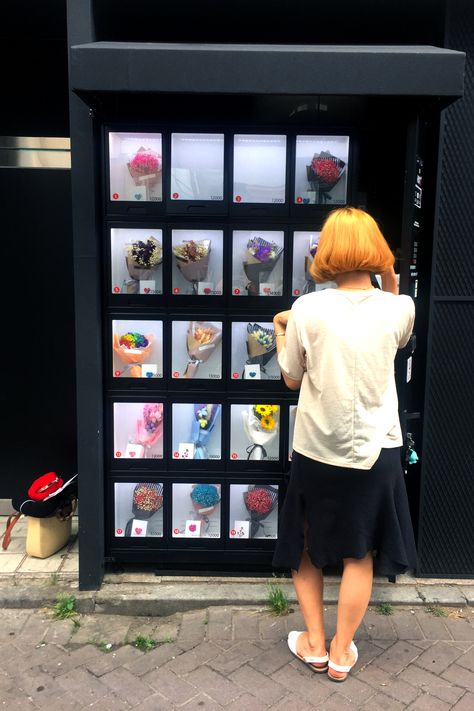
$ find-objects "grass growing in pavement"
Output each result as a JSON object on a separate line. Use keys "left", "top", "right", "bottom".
{"left": 98, "top": 641, "right": 113, "bottom": 653}
{"left": 133, "top": 635, "right": 157, "bottom": 652}
{"left": 425, "top": 605, "right": 447, "bottom": 617}
{"left": 267, "top": 581, "right": 290, "bottom": 616}
{"left": 52, "top": 594, "right": 77, "bottom": 620}
{"left": 376, "top": 602, "right": 394, "bottom": 616}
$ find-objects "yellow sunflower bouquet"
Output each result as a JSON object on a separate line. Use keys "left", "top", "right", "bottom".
{"left": 242, "top": 404, "right": 280, "bottom": 460}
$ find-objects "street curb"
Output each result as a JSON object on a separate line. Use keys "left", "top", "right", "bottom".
{"left": 0, "top": 581, "right": 470, "bottom": 616}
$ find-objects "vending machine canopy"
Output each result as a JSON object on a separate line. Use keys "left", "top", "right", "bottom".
{"left": 70, "top": 43, "right": 465, "bottom": 98}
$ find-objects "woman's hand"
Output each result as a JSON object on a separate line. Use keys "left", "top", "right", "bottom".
{"left": 380, "top": 266, "right": 399, "bottom": 295}
{"left": 273, "top": 310, "right": 291, "bottom": 333}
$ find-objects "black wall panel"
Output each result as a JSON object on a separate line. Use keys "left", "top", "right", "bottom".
{"left": 417, "top": 0, "right": 474, "bottom": 576}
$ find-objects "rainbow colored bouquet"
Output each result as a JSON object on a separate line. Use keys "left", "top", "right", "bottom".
{"left": 113, "top": 331, "right": 155, "bottom": 378}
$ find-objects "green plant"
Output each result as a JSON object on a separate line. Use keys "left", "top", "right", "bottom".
{"left": 376, "top": 603, "right": 394, "bottom": 616}
{"left": 133, "top": 635, "right": 157, "bottom": 652}
{"left": 425, "top": 605, "right": 447, "bottom": 617}
{"left": 50, "top": 573, "right": 59, "bottom": 586}
{"left": 52, "top": 594, "right": 77, "bottom": 620}
{"left": 162, "top": 635, "right": 174, "bottom": 644}
{"left": 72, "top": 618, "right": 81, "bottom": 632}
{"left": 267, "top": 581, "right": 289, "bottom": 616}
{"left": 98, "top": 641, "right": 113, "bottom": 653}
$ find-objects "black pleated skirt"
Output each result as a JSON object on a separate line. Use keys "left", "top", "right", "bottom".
{"left": 272, "top": 448, "right": 417, "bottom": 578}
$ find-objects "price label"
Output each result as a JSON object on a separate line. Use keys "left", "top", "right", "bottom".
{"left": 231, "top": 453, "right": 238, "bottom": 460}
{"left": 140, "top": 280, "right": 156, "bottom": 295}
{"left": 245, "top": 364, "right": 261, "bottom": 380}
{"left": 113, "top": 286, "right": 120, "bottom": 293}
{"left": 173, "top": 371, "right": 180, "bottom": 378}
{"left": 115, "top": 528, "right": 124, "bottom": 537}
{"left": 235, "top": 195, "right": 242, "bottom": 202}
{"left": 293, "top": 288, "right": 301, "bottom": 296}
{"left": 232, "top": 372, "right": 239, "bottom": 379}
{"left": 173, "top": 287, "right": 180, "bottom": 294}
{"left": 172, "top": 192, "right": 179, "bottom": 199}
{"left": 112, "top": 193, "right": 119, "bottom": 200}
{"left": 233, "top": 288, "right": 241, "bottom": 295}
{"left": 131, "top": 519, "right": 148, "bottom": 537}
{"left": 296, "top": 196, "right": 303, "bottom": 204}
{"left": 178, "top": 442, "right": 195, "bottom": 460}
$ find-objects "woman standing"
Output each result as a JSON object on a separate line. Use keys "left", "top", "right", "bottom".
{"left": 273, "top": 207, "right": 417, "bottom": 682}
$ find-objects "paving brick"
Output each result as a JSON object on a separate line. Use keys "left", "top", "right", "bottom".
{"left": 55, "top": 667, "right": 110, "bottom": 705}
{"left": 333, "top": 674, "right": 378, "bottom": 705}
{"left": 441, "top": 663, "right": 474, "bottom": 692}
{"left": 208, "top": 607, "right": 232, "bottom": 625}
{"left": 443, "top": 617, "right": 474, "bottom": 641}
{"left": 271, "top": 663, "right": 333, "bottom": 705}
{"left": 364, "top": 609, "right": 397, "bottom": 640}
{"left": 405, "top": 692, "right": 451, "bottom": 710}
{"left": 180, "top": 692, "right": 225, "bottom": 710}
{"left": 354, "top": 639, "right": 388, "bottom": 669}
{"left": 86, "top": 692, "right": 132, "bottom": 710}
{"left": 13, "top": 612, "right": 50, "bottom": 647}
{"left": 259, "top": 615, "right": 287, "bottom": 640}
{"left": 185, "top": 666, "right": 244, "bottom": 705}
{"left": 132, "top": 692, "right": 174, "bottom": 710}
{"left": 41, "top": 618, "right": 75, "bottom": 646}
{"left": 356, "top": 663, "right": 420, "bottom": 705}
{"left": 390, "top": 610, "right": 424, "bottom": 639}
{"left": 415, "top": 641, "right": 464, "bottom": 675}
{"left": 0, "top": 689, "right": 38, "bottom": 710}
{"left": 414, "top": 611, "right": 453, "bottom": 640}
{"left": 166, "top": 641, "right": 222, "bottom": 674}
{"left": 68, "top": 613, "right": 134, "bottom": 646}
{"left": 143, "top": 667, "right": 199, "bottom": 705}
{"left": 249, "top": 639, "right": 292, "bottom": 675}
{"left": 124, "top": 641, "right": 183, "bottom": 676}
{"left": 456, "top": 646, "right": 474, "bottom": 672}
{"left": 360, "top": 691, "right": 405, "bottom": 710}
{"left": 229, "top": 663, "right": 286, "bottom": 704}
{"left": 269, "top": 692, "right": 325, "bottom": 710}
{"left": 101, "top": 666, "right": 154, "bottom": 705}
{"left": 179, "top": 609, "right": 208, "bottom": 645}
{"left": 232, "top": 610, "right": 260, "bottom": 640}
{"left": 0, "top": 609, "right": 30, "bottom": 641}
{"left": 320, "top": 691, "right": 362, "bottom": 710}
{"left": 208, "top": 641, "right": 262, "bottom": 674}
{"left": 421, "top": 586, "right": 467, "bottom": 606}
{"left": 43, "top": 644, "right": 104, "bottom": 676}
{"left": 372, "top": 640, "right": 422, "bottom": 674}
{"left": 402, "top": 665, "right": 465, "bottom": 704}
{"left": 453, "top": 691, "right": 474, "bottom": 709}
{"left": 85, "top": 643, "right": 144, "bottom": 675}
{"left": 13, "top": 669, "right": 60, "bottom": 702}
{"left": 225, "top": 692, "right": 268, "bottom": 710}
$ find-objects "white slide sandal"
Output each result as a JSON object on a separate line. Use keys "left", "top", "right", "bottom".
{"left": 287, "top": 630, "right": 329, "bottom": 673}
{"left": 327, "top": 640, "right": 359, "bottom": 682}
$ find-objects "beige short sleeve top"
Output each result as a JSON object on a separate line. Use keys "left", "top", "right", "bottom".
{"left": 278, "top": 289, "right": 415, "bottom": 469}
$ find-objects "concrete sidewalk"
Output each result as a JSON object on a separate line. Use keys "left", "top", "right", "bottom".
{"left": 1, "top": 603, "right": 473, "bottom": 709}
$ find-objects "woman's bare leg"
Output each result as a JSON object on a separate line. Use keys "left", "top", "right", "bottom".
{"left": 291, "top": 546, "right": 326, "bottom": 660}
{"left": 329, "top": 551, "right": 373, "bottom": 679}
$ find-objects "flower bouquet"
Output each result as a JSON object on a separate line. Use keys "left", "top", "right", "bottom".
{"left": 113, "top": 331, "right": 155, "bottom": 378}
{"left": 243, "top": 237, "right": 283, "bottom": 296}
{"left": 191, "top": 404, "right": 221, "bottom": 459}
{"left": 190, "top": 484, "right": 221, "bottom": 535}
{"left": 243, "top": 323, "right": 276, "bottom": 378}
{"left": 242, "top": 404, "right": 279, "bottom": 460}
{"left": 303, "top": 236, "right": 319, "bottom": 294}
{"left": 124, "top": 483, "right": 163, "bottom": 536}
{"left": 306, "top": 150, "right": 346, "bottom": 204}
{"left": 173, "top": 239, "right": 211, "bottom": 295}
{"left": 243, "top": 484, "right": 279, "bottom": 538}
{"left": 184, "top": 321, "right": 222, "bottom": 379}
{"left": 125, "top": 236, "right": 162, "bottom": 292}
{"left": 127, "top": 146, "right": 162, "bottom": 187}
{"left": 134, "top": 403, "right": 163, "bottom": 458}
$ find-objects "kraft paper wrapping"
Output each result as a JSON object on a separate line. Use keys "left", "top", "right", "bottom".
{"left": 184, "top": 322, "right": 222, "bottom": 378}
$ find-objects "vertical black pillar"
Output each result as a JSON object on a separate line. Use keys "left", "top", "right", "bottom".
{"left": 417, "top": 0, "right": 474, "bottom": 576}
{"left": 67, "top": 0, "right": 104, "bottom": 589}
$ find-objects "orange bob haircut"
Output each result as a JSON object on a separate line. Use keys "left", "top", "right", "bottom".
{"left": 310, "top": 207, "right": 395, "bottom": 283}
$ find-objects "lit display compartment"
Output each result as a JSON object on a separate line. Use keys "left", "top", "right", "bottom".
{"left": 232, "top": 134, "right": 287, "bottom": 204}
{"left": 229, "top": 404, "right": 280, "bottom": 461}
{"left": 288, "top": 404, "right": 297, "bottom": 461}
{"left": 110, "top": 228, "right": 163, "bottom": 296}
{"left": 294, "top": 135, "right": 349, "bottom": 206}
{"left": 291, "top": 230, "right": 336, "bottom": 296}
{"left": 170, "top": 133, "right": 224, "bottom": 202}
{"left": 113, "top": 402, "right": 164, "bottom": 460}
{"left": 232, "top": 230, "right": 284, "bottom": 297}
{"left": 171, "top": 229, "right": 223, "bottom": 296}
{"left": 230, "top": 321, "right": 280, "bottom": 381}
{"left": 109, "top": 132, "right": 163, "bottom": 203}
{"left": 171, "top": 320, "right": 222, "bottom": 380}
{"left": 112, "top": 319, "right": 163, "bottom": 379}
{"left": 172, "top": 403, "right": 222, "bottom": 460}
{"left": 114, "top": 482, "right": 164, "bottom": 537}
{"left": 229, "top": 484, "right": 279, "bottom": 539}
{"left": 172, "top": 483, "right": 221, "bottom": 538}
